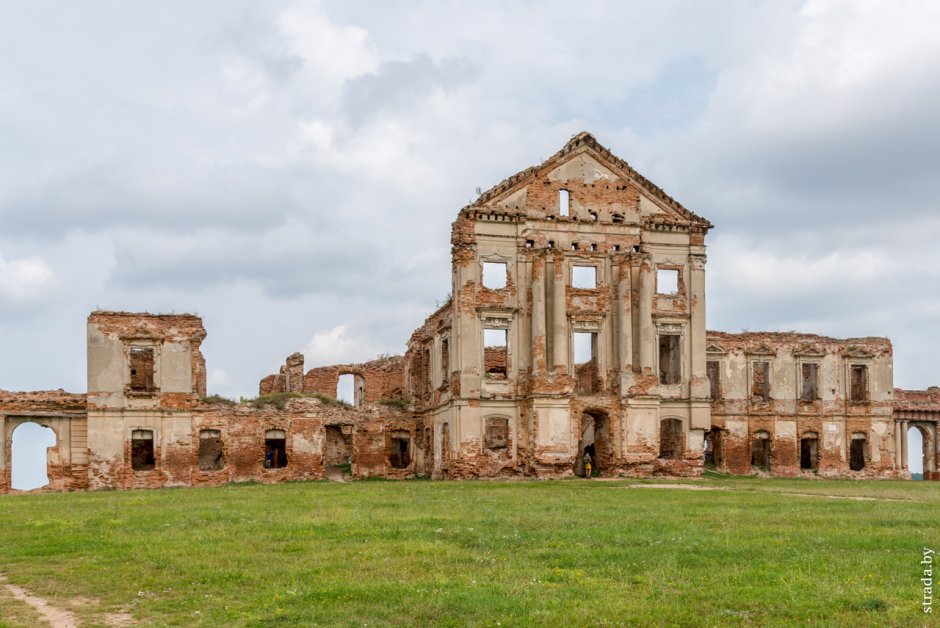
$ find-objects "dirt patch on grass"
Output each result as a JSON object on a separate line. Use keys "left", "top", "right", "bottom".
{"left": 625, "top": 483, "right": 725, "bottom": 491}
{"left": 0, "top": 574, "right": 78, "bottom": 628}
{"left": 773, "top": 491, "right": 907, "bottom": 502}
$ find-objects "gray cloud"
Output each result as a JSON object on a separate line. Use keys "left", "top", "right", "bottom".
{"left": 0, "top": 0, "right": 938, "bottom": 401}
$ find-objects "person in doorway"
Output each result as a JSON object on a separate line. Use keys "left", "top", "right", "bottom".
{"left": 583, "top": 450, "right": 592, "bottom": 478}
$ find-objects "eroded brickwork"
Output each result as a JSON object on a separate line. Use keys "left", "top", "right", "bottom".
{"left": 1, "top": 132, "right": 934, "bottom": 493}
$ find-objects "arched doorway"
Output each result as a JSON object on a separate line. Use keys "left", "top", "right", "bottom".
{"left": 574, "top": 410, "right": 608, "bottom": 477}
{"left": 908, "top": 425, "right": 927, "bottom": 480}
{"left": 11, "top": 422, "right": 57, "bottom": 491}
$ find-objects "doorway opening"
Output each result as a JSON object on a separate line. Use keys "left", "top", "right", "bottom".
{"left": 799, "top": 433, "right": 819, "bottom": 470}
{"left": 11, "top": 422, "right": 56, "bottom": 491}
{"left": 574, "top": 410, "right": 608, "bottom": 477}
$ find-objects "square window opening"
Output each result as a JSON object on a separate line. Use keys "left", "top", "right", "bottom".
{"left": 656, "top": 268, "right": 679, "bottom": 295}
{"left": 572, "top": 265, "right": 597, "bottom": 289}
{"left": 482, "top": 262, "right": 508, "bottom": 289}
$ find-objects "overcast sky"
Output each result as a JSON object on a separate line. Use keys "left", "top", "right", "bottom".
{"left": 2, "top": 0, "right": 938, "bottom": 417}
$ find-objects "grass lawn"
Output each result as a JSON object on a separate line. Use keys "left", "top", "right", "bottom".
{"left": 0, "top": 474, "right": 937, "bottom": 626}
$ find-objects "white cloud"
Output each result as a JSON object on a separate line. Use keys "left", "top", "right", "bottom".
{"left": 0, "top": 254, "right": 54, "bottom": 299}
{"left": 304, "top": 324, "right": 382, "bottom": 367}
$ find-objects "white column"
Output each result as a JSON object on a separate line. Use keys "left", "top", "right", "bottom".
{"left": 551, "top": 254, "right": 568, "bottom": 372}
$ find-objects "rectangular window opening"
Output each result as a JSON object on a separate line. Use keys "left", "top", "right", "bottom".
{"left": 658, "top": 335, "right": 681, "bottom": 385}
{"left": 484, "top": 417, "right": 509, "bottom": 450}
{"left": 573, "top": 331, "right": 598, "bottom": 394}
{"left": 389, "top": 431, "right": 411, "bottom": 468}
{"left": 482, "top": 262, "right": 508, "bottom": 289}
{"left": 198, "top": 429, "right": 224, "bottom": 471}
{"left": 850, "top": 365, "right": 869, "bottom": 401}
{"left": 483, "top": 328, "right": 508, "bottom": 380}
{"left": 440, "top": 338, "right": 449, "bottom": 382}
{"left": 800, "top": 436, "right": 818, "bottom": 470}
{"left": 752, "top": 361, "right": 770, "bottom": 402}
{"left": 131, "top": 429, "right": 155, "bottom": 471}
{"left": 129, "top": 347, "right": 155, "bottom": 392}
{"left": 706, "top": 360, "right": 721, "bottom": 400}
{"left": 801, "top": 363, "right": 819, "bottom": 401}
{"left": 571, "top": 265, "right": 597, "bottom": 289}
{"left": 656, "top": 268, "right": 679, "bottom": 295}
{"left": 850, "top": 434, "right": 867, "bottom": 470}
{"left": 559, "top": 189, "right": 570, "bottom": 216}
{"left": 264, "top": 429, "right": 288, "bottom": 469}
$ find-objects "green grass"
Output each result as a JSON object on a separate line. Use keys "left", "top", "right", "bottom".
{"left": 0, "top": 477, "right": 937, "bottom": 626}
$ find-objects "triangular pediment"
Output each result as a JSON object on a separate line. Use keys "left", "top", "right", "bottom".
{"left": 795, "top": 343, "right": 825, "bottom": 357}
{"left": 748, "top": 343, "right": 776, "bottom": 356}
{"left": 705, "top": 343, "right": 727, "bottom": 355}
{"left": 468, "top": 132, "right": 712, "bottom": 228}
{"left": 844, "top": 345, "right": 873, "bottom": 358}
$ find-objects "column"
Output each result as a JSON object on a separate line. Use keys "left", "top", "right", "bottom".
{"left": 616, "top": 258, "right": 632, "bottom": 374}
{"left": 689, "top": 254, "right": 708, "bottom": 399}
{"left": 901, "top": 421, "right": 909, "bottom": 470}
{"left": 551, "top": 253, "right": 568, "bottom": 372}
{"left": 637, "top": 254, "right": 655, "bottom": 375}
{"left": 531, "top": 255, "right": 547, "bottom": 376}
{"left": 895, "top": 420, "right": 903, "bottom": 470}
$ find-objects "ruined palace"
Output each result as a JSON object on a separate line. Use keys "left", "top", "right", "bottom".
{"left": 1, "top": 132, "right": 937, "bottom": 493}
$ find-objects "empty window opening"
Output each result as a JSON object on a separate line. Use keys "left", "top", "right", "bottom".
{"left": 801, "top": 363, "right": 819, "bottom": 401}
{"left": 589, "top": 243, "right": 597, "bottom": 251}
{"left": 572, "top": 265, "right": 597, "bottom": 289}
{"left": 706, "top": 360, "right": 721, "bottom": 400}
{"left": 440, "top": 338, "right": 449, "bottom": 381}
{"left": 264, "top": 429, "right": 288, "bottom": 469}
{"left": 337, "top": 373, "right": 355, "bottom": 405}
{"left": 571, "top": 243, "right": 578, "bottom": 251}
{"left": 483, "top": 329, "right": 508, "bottom": 379}
{"left": 850, "top": 365, "right": 869, "bottom": 401}
{"left": 11, "top": 422, "right": 56, "bottom": 491}
{"left": 389, "top": 430, "right": 411, "bottom": 469}
{"left": 658, "top": 418, "right": 683, "bottom": 460}
{"left": 131, "top": 429, "right": 155, "bottom": 471}
{"left": 589, "top": 211, "right": 597, "bottom": 222}
{"left": 659, "top": 335, "right": 681, "bottom": 385}
{"left": 656, "top": 268, "right": 679, "bottom": 295}
{"left": 850, "top": 433, "right": 867, "bottom": 471}
{"left": 547, "top": 240, "right": 555, "bottom": 249}
{"left": 800, "top": 434, "right": 819, "bottom": 470}
{"left": 612, "top": 244, "right": 621, "bottom": 252}
{"left": 198, "top": 429, "right": 224, "bottom": 471}
{"left": 573, "top": 331, "right": 598, "bottom": 394}
{"left": 129, "top": 347, "right": 155, "bottom": 391}
{"left": 752, "top": 361, "right": 770, "bottom": 402}
{"left": 525, "top": 239, "right": 534, "bottom": 249}
{"left": 559, "top": 189, "right": 570, "bottom": 216}
{"left": 484, "top": 417, "right": 509, "bottom": 450}
{"left": 751, "top": 431, "right": 770, "bottom": 470}
{"left": 482, "top": 262, "right": 508, "bottom": 289}
{"left": 325, "top": 425, "right": 352, "bottom": 468}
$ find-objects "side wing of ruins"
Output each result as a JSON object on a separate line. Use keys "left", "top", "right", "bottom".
{"left": 2, "top": 133, "right": 937, "bottom": 492}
